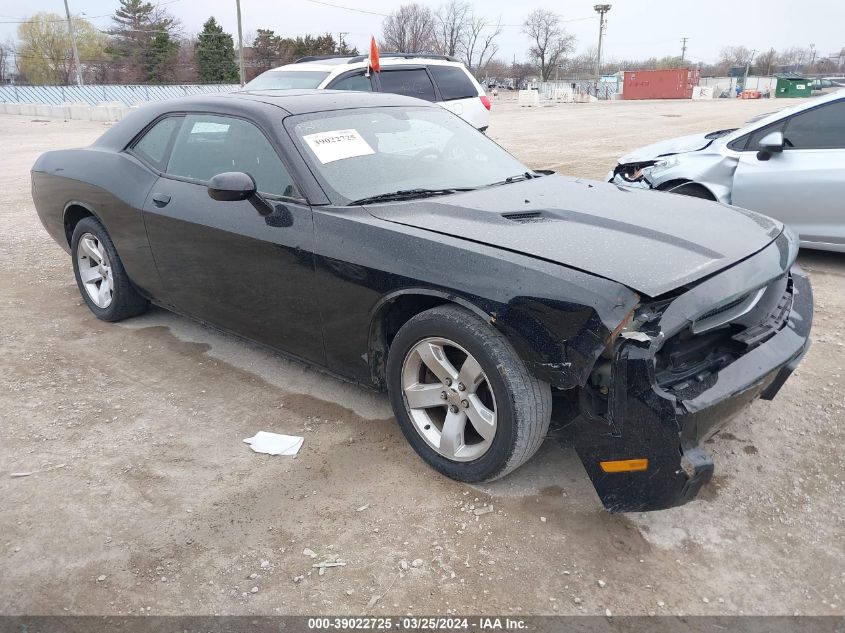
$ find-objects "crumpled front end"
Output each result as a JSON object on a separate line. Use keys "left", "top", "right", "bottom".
{"left": 606, "top": 131, "right": 738, "bottom": 202}
{"left": 571, "top": 231, "right": 813, "bottom": 512}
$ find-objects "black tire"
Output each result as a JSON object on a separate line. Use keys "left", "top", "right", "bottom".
{"left": 386, "top": 304, "right": 552, "bottom": 482}
{"left": 71, "top": 216, "right": 149, "bottom": 322}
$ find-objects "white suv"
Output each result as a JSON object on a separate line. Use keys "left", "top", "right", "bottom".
{"left": 245, "top": 54, "right": 491, "bottom": 131}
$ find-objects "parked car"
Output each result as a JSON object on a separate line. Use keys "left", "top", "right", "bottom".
{"left": 812, "top": 78, "right": 845, "bottom": 91}
{"left": 608, "top": 89, "right": 845, "bottom": 252}
{"left": 245, "top": 53, "right": 491, "bottom": 131}
{"left": 31, "top": 91, "right": 812, "bottom": 512}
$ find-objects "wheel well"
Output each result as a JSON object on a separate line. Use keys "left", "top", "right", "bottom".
{"left": 64, "top": 204, "right": 94, "bottom": 246}
{"left": 656, "top": 180, "right": 716, "bottom": 200}
{"left": 369, "top": 294, "right": 449, "bottom": 387}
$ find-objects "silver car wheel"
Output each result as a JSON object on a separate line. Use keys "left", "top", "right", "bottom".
{"left": 401, "top": 337, "right": 497, "bottom": 462}
{"left": 76, "top": 232, "right": 114, "bottom": 309}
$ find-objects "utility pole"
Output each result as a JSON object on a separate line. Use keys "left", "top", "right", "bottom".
{"left": 593, "top": 4, "right": 611, "bottom": 81}
{"left": 236, "top": 0, "right": 246, "bottom": 86}
{"left": 338, "top": 32, "right": 348, "bottom": 54}
{"left": 680, "top": 37, "right": 688, "bottom": 64}
{"left": 63, "top": 0, "right": 83, "bottom": 86}
{"left": 742, "top": 49, "right": 756, "bottom": 91}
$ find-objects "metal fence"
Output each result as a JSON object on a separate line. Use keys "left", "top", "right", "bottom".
{"left": 537, "top": 79, "right": 621, "bottom": 101}
{"left": 0, "top": 83, "right": 239, "bottom": 106}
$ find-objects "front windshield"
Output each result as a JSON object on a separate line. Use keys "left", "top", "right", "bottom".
{"left": 288, "top": 107, "right": 531, "bottom": 204}
{"left": 245, "top": 70, "right": 329, "bottom": 90}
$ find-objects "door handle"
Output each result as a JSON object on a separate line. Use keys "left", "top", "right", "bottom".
{"left": 152, "top": 193, "right": 171, "bottom": 207}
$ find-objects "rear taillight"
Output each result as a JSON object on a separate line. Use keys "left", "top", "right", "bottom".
{"left": 480, "top": 95, "right": 491, "bottom": 110}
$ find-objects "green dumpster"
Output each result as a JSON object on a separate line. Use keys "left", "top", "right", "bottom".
{"left": 776, "top": 77, "right": 812, "bottom": 98}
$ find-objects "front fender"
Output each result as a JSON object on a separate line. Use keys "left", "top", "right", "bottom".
{"left": 644, "top": 152, "right": 738, "bottom": 204}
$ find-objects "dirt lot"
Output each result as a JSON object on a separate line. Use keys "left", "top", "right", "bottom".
{"left": 1, "top": 99, "right": 843, "bottom": 617}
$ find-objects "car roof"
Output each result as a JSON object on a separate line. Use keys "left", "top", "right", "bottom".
{"left": 231, "top": 88, "right": 430, "bottom": 113}
{"left": 93, "top": 89, "right": 435, "bottom": 150}
{"left": 262, "top": 56, "right": 467, "bottom": 74}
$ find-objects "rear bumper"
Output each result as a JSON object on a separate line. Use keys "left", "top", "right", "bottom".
{"left": 572, "top": 264, "right": 812, "bottom": 513}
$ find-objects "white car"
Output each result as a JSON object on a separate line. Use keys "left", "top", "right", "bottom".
{"left": 608, "top": 89, "right": 845, "bottom": 252}
{"left": 245, "top": 54, "right": 491, "bottom": 131}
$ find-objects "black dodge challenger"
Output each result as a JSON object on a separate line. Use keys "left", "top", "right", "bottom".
{"left": 31, "top": 90, "right": 813, "bottom": 512}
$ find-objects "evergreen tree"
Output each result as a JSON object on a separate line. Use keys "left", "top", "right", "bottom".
{"left": 196, "top": 17, "right": 239, "bottom": 83}
{"left": 144, "top": 31, "right": 179, "bottom": 82}
{"left": 108, "top": 0, "right": 179, "bottom": 82}
{"left": 252, "top": 29, "right": 281, "bottom": 71}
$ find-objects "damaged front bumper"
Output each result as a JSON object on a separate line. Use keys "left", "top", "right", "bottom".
{"left": 606, "top": 164, "right": 655, "bottom": 189}
{"left": 571, "top": 235, "right": 813, "bottom": 512}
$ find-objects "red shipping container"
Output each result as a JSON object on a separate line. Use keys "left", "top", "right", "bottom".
{"left": 623, "top": 68, "right": 700, "bottom": 100}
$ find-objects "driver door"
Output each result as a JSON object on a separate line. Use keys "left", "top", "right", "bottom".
{"left": 139, "top": 113, "right": 325, "bottom": 365}
{"left": 732, "top": 99, "right": 845, "bottom": 246}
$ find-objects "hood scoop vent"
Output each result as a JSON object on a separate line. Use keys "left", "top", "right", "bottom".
{"left": 501, "top": 211, "right": 547, "bottom": 223}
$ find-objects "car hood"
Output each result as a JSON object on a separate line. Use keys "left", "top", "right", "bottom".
{"left": 365, "top": 175, "right": 783, "bottom": 297}
{"left": 618, "top": 132, "right": 720, "bottom": 164}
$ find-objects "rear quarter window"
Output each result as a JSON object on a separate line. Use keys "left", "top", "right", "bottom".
{"left": 428, "top": 65, "right": 478, "bottom": 101}
{"left": 377, "top": 69, "right": 436, "bottom": 102}
{"left": 132, "top": 116, "right": 182, "bottom": 167}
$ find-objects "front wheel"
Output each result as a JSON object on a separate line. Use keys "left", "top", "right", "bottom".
{"left": 386, "top": 305, "right": 552, "bottom": 482}
{"left": 71, "top": 216, "right": 149, "bottom": 322}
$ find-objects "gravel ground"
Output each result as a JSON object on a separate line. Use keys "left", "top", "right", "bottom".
{"left": 1, "top": 98, "right": 843, "bottom": 616}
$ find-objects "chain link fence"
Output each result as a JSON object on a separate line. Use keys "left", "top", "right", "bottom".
{"left": 0, "top": 83, "right": 239, "bottom": 106}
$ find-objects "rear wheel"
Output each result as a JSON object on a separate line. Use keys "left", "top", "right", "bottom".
{"left": 71, "top": 216, "right": 149, "bottom": 322}
{"left": 386, "top": 305, "right": 552, "bottom": 482}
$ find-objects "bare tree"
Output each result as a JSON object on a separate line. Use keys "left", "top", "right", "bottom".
{"left": 510, "top": 61, "right": 535, "bottom": 89}
{"left": 718, "top": 45, "right": 752, "bottom": 67}
{"left": 463, "top": 14, "right": 501, "bottom": 76}
{"left": 777, "top": 46, "right": 810, "bottom": 68}
{"left": 482, "top": 57, "right": 509, "bottom": 82}
{"left": 754, "top": 48, "right": 777, "bottom": 75}
{"left": 522, "top": 9, "right": 575, "bottom": 80}
{"left": 381, "top": 4, "right": 436, "bottom": 53}
{"left": 562, "top": 46, "right": 596, "bottom": 77}
{"left": 434, "top": 0, "right": 470, "bottom": 56}
{"left": 0, "top": 41, "right": 8, "bottom": 83}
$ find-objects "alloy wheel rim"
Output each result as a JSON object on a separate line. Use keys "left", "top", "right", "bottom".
{"left": 401, "top": 336, "right": 497, "bottom": 462}
{"left": 76, "top": 233, "right": 114, "bottom": 309}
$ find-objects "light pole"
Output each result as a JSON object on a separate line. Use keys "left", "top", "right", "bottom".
{"left": 594, "top": 4, "right": 611, "bottom": 81}
{"left": 742, "top": 49, "right": 756, "bottom": 93}
{"left": 63, "top": 0, "right": 83, "bottom": 86}
{"left": 236, "top": 0, "right": 246, "bottom": 86}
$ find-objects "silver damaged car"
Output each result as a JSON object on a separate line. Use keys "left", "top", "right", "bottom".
{"left": 608, "top": 89, "right": 845, "bottom": 252}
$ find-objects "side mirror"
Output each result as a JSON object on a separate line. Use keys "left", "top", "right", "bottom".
{"left": 756, "top": 131, "right": 785, "bottom": 161}
{"left": 207, "top": 171, "right": 257, "bottom": 202}
{"left": 208, "top": 171, "right": 273, "bottom": 216}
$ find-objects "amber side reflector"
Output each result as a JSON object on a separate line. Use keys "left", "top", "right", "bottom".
{"left": 600, "top": 458, "right": 649, "bottom": 473}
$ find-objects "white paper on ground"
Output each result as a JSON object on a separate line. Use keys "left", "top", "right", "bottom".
{"left": 302, "top": 129, "right": 375, "bottom": 164}
{"left": 243, "top": 431, "right": 304, "bottom": 456}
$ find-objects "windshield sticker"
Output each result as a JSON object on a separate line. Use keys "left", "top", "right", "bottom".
{"left": 303, "top": 129, "right": 375, "bottom": 164}
{"left": 191, "top": 121, "right": 229, "bottom": 134}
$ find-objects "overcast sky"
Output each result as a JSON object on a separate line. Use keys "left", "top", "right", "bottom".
{"left": 2, "top": 0, "right": 843, "bottom": 66}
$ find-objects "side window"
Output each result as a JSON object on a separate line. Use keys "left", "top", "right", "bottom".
{"left": 132, "top": 116, "right": 181, "bottom": 167}
{"left": 377, "top": 69, "right": 436, "bottom": 102}
{"left": 428, "top": 65, "right": 478, "bottom": 101}
{"left": 165, "top": 114, "right": 299, "bottom": 198}
{"left": 783, "top": 101, "right": 845, "bottom": 150}
{"left": 328, "top": 72, "right": 372, "bottom": 92}
{"left": 741, "top": 120, "right": 787, "bottom": 151}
